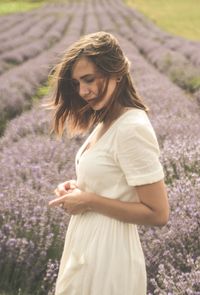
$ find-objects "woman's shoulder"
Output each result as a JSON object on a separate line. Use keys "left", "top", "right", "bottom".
{"left": 117, "top": 108, "right": 151, "bottom": 127}
{"left": 115, "top": 108, "right": 158, "bottom": 143}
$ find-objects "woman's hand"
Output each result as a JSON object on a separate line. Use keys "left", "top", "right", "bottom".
{"left": 49, "top": 188, "right": 92, "bottom": 215}
{"left": 54, "top": 179, "right": 77, "bottom": 197}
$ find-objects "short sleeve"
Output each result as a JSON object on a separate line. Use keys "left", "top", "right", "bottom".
{"left": 115, "top": 119, "right": 165, "bottom": 186}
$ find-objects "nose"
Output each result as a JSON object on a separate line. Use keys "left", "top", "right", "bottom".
{"left": 79, "top": 83, "right": 90, "bottom": 98}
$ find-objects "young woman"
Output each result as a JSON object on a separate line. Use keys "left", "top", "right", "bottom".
{"left": 48, "top": 31, "right": 169, "bottom": 295}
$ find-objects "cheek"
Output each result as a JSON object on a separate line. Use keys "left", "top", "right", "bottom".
{"left": 93, "top": 82, "right": 100, "bottom": 93}
{"left": 107, "top": 81, "right": 116, "bottom": 97}
{"left": 96, "top": 80, "right": 104, "bottom": 96}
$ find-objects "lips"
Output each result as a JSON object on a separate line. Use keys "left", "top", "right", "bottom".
{"left": 87, "top": 98, "right": 96, "bottom": 103}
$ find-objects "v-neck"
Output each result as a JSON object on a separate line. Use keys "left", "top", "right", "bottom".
{"left": 78, "top": 108, "right": 139, "bottom": 159}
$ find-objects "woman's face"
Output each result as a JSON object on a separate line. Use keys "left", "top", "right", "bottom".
{"left": 71, "top": 56, "right": 118, "bottom": 110}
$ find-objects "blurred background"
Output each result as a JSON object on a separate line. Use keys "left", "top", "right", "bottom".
{"left": 0, "top": 1, "right": 199, "bottom": 294}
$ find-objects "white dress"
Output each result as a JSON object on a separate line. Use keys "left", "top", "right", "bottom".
{"left": 55, "top": 108, "right": 165, "bottom": 295}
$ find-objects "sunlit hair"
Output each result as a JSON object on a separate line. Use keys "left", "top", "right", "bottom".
{"left": 46, "top": 31, "right": 149, "bottom": 138}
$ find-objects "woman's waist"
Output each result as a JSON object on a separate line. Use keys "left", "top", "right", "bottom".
{"left": 67, "top": 212, "right": 140, "bottom": 244}
{"left": 65, "top": 212, "right": 144, "bottom": 262}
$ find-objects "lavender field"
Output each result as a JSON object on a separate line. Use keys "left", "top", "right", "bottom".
{"left": 0, "top": 0, "right": 200, "bottom": 294}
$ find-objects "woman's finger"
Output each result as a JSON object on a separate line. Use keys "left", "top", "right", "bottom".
{"left": 49, "top": 195, "right": 67, "bottom": 207}
{"left": 69, "top": 182, "right": 77, "bottom": 189}
{"left": 54, "top": 185, "right": 68, "bottom": 197}
{"left": 54, "top": 188, "right": 61, "bottom": 197}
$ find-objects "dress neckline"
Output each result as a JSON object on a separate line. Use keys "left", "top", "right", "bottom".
{"left": 79, "top": 108, "right": 143, "bottom": 159}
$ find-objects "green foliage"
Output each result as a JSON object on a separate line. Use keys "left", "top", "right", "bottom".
{"left": 0, "top": 116, "right": 7, "bottom": 137}
{"left": 32, "top": 84, "right": 50, "bottom": 104}
{"left": 188, "top": 76, "right": 200, "bottom": 92}
{"left": 0, "top": 0, "right": 70, "bottom": 15}
{"left": 170, "top": 68, "right": 200, "bottom": 93}
{"left": 124, "top": 0, "right": 200, "bottom": 41}
{"left": 0, "top": 1, "right": 44, "bottom": 15}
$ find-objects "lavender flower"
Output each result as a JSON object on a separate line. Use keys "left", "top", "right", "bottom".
{"left": 0, "top": 0, "right": 200, "bottom": 294}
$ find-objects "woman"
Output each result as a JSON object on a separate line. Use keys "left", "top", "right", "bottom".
{"left": 48, "top": 31, "right": 169, "bottom": 295}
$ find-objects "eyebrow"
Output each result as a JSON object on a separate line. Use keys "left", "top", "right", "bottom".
{"left": 72, "top": 74, "right": 94, "bottom": 81}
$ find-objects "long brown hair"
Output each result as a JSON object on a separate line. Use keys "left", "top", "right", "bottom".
{"left": 46, "top": 31, "right": 149, "bottom": 138}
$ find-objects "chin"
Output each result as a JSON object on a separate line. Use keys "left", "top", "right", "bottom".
{"left": 92, "top": 107, "right": 101, "bottom": 111}
{"left": 92, "top": 100, "right": 109, "bottom": 110}
{"left": 91, "top": 104, "right": 104, "bottom": 111}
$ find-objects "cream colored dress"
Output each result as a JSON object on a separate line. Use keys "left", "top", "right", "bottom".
{"left": 55, "top": 108, "right": 165, "bottom": 295}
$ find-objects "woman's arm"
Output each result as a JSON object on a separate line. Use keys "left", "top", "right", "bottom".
{"left": 49, "top": 179, "right": 169, "bottom": 226}
{"left": 87, "top": 179, "right": 169, "bottom": 226}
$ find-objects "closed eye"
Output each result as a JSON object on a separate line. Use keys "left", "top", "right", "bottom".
{"left": 84, "top": 77, "right": 95, "bottom": 83}
{"left": 71, "top": 76, "right": 95, "bottom": 90}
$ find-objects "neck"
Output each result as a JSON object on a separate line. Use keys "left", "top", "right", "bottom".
{"left": 102, "top": 106, "right": 129, "bottom": 128}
